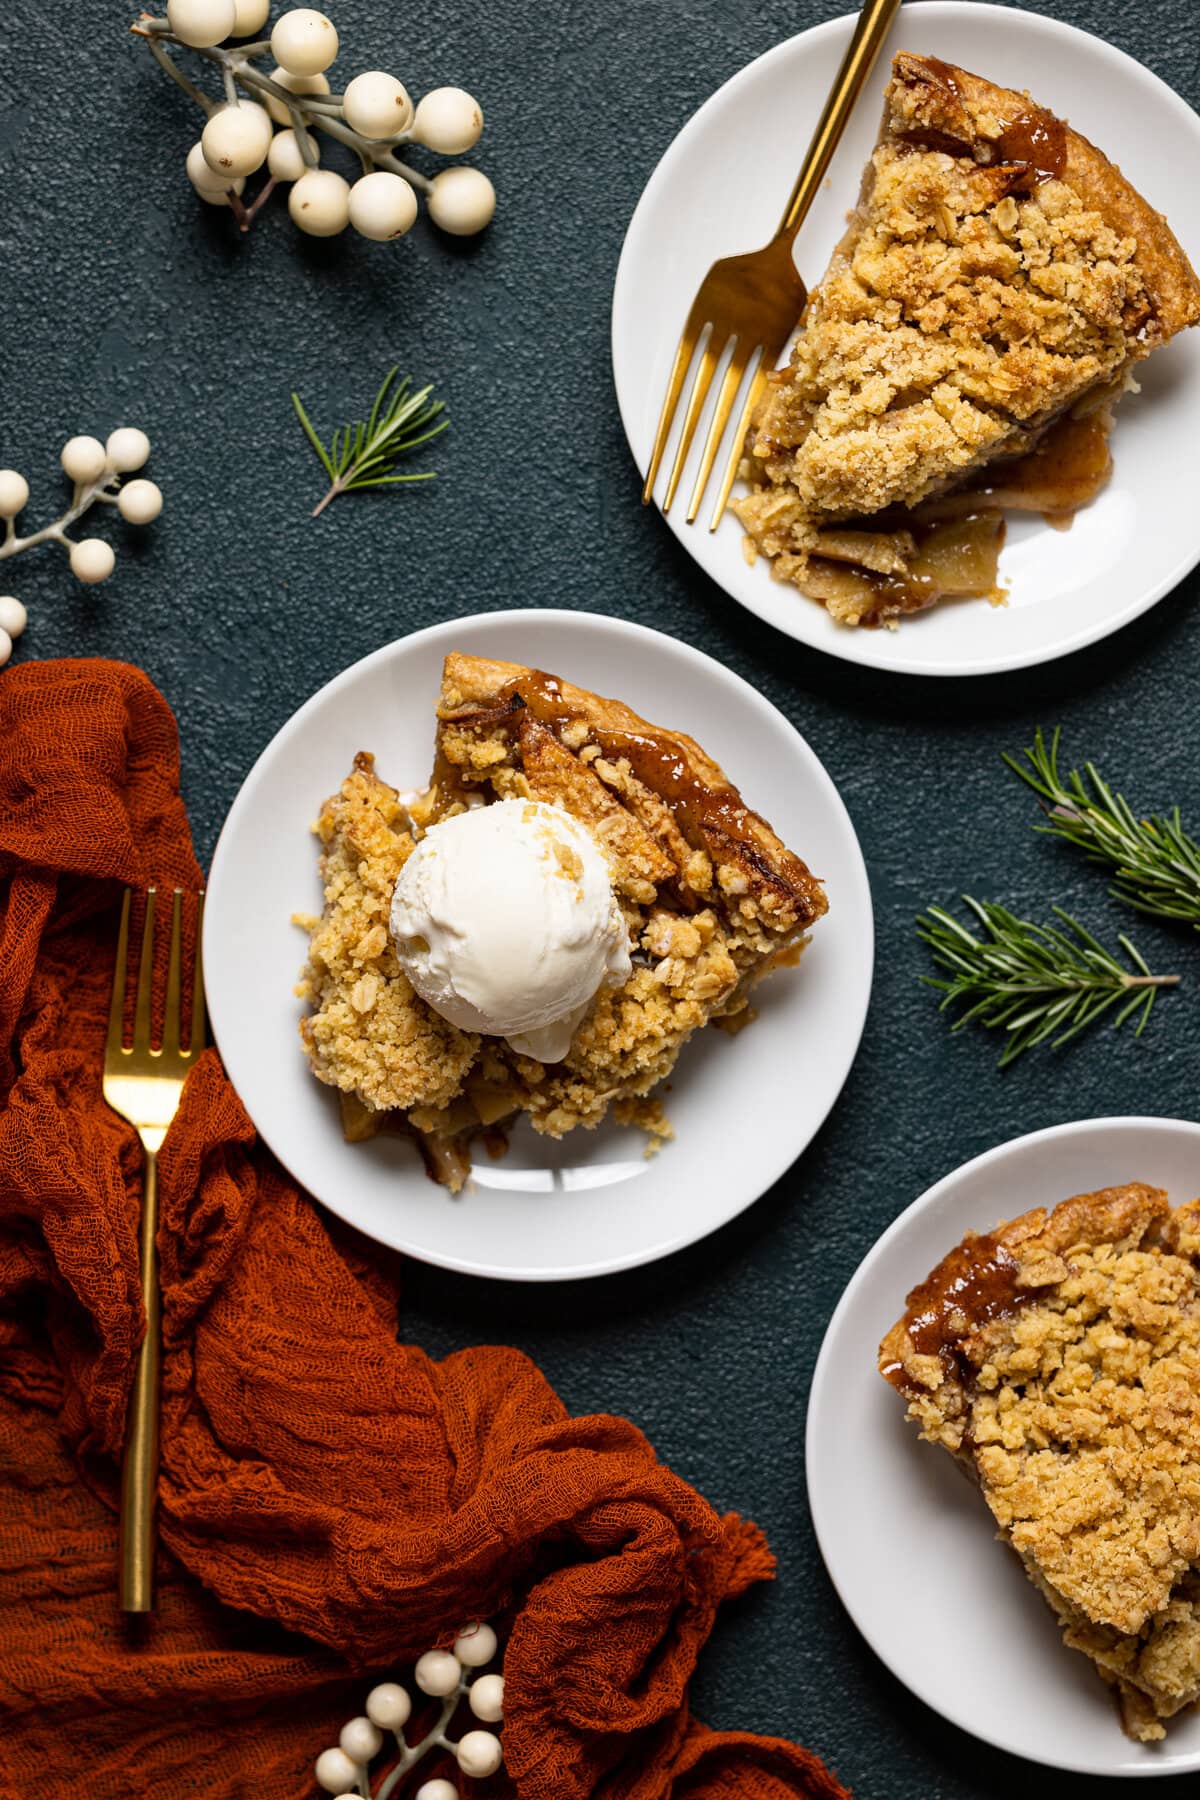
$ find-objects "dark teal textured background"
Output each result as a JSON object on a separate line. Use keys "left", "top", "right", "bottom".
{"left": 5, "top": 0, "right": 1200, "bottom": 1791}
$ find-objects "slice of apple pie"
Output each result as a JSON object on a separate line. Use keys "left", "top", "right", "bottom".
{"left": 735, "top": 53, "right": 1200, "bottom": 627}
{"left": 298, "top": 653, "right": 827, "bottom": 1188}
{"left": 880, "top": 1182, "right": 1200, "bottom": 1739}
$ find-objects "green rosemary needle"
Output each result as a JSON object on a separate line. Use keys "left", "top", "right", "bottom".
{"left": 292, "top": 367, "right": 448, "bottom": 517}
{"left": 917, "top": 897, "right": 1179, "bottom": 1066}
{"left": 1004, "top": 727, "right": 1200, "bottom": 927}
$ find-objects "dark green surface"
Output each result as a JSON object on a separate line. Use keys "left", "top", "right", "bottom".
{"left": 5, "top": 0, "right": 1200, "bottom": 1791}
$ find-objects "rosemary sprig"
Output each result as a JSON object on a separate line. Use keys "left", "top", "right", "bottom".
{"left": 1005, "top": 727, "right": 1200, "bottom": 927}
{"left": 292, "top": 368, "right": 448, "bottom": 517}
{"left": 918, "top": 897, "right": 1178, "bottom": 1066}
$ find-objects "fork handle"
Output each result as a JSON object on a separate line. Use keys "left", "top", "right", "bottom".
{"left": 777, "top": 0, "right": 902, "bottom": 240}
{"left": 119, "top": 1148, "right": 161, "bottom": 1613}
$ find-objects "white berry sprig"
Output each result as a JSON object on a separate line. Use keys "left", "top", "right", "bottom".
{"left": 133, "top": 5, "right": 496, "bottom": 244}
{"left": 315, "top": 1622, "right": 504, "bottom": 1800}
{"left": 0, "top": 430, "right": 164, "bottom": 665}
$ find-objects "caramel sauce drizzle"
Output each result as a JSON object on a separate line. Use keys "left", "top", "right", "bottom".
{"left": 993, "top": 108, "right": 1067, "bottom": 185}
{"left": 449, "top": 670, "right": 818, "bottom": 915}
{"left": 881, "top": 1232, "right": 1033, "bottom": 1398}
{"left": 901, "top": 55, "right": 1067, "bottom": 189}
{"left": 497, "top": 670, "right": 755, "bottom": 849}
{"left": 921, "top": 54, "right": 964, "bottom": 92}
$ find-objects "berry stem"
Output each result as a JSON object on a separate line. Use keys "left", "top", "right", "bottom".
{"left": 283, "top": 101, "right": 318, "bottom": 164}
{"left": 227, "top": 174, "right": 278, "bottom": 233}
{"left": 0, "top": 475, "right": 121, "bottom": 562}
{"left": 143, "top": 32, "right": 216, "bottom": 116}
{"left": 306, "top": 112, "right": 431, "bottom": 191}
{"left": 372, "top": 1676, "right": 467, "bottom": 1800}
{"left": 139, "top": 23, "right": 431, "bottom": 189}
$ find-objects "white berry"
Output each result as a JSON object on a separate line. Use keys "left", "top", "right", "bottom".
{"left": 106, "top": 428, "right": 150, "bottom": 473}
{"left": 343, "top": 71, "right": 413, "bottom": 138}
{"left": 263, "top": 66, "right": 330, "bottom": 125}
{"left": 167, "top": 0, "right": 236, "bottom": 47}
{"left": 187, "top": 140, "right": 246, "bottom": 204}
{"left": 338, "top": 1716, "right": 382, "bottom": 1763}
{"left": 230, "top": 0, "right": 270, "bottom": 32}
{"left": 61, "top": 437, "right": 107, "bottom": 484}
{"left": 202, "top": 101, "right": 273, "bottom": 177}
{"left": 456, "top": 1729, "right": 503, "bottom": 1778}
{"left": 187, "top": 141, "right": 225, "bottom": 192}
{"left": 454, "top": 1622, "right": 498, "bottom": 1668}
{"left": 0, "top": 628, "right": 12, "bottom": 669}
{"left": 414, "top": 1649, "right": 461, "bottom": 1697}
{"left": 117, "top": 479, "right": 163, "bottom": 525}
{"left": 191, "top": 183, "right": 243, "bottom": 208}
{"left": 469, "top": 1673, "right": 504, "bottom": 1721}
{"left": 267, "top": 127, "right": 319, "bottom": 182}
{"left": 427, "top": 166, "right": 495, "bottom": 237}
{"left": 0, "top": 597, "right": 27, "bottom": 638}
{"left": 0, "top": 470, "right": 28, "bottom": 517}
{"left": 349, "top": 171, "right": 417, "bottom": 241}
{"left": 289, "top": 168, "right": 350, "bottom": 236}
{"left": 69, "top": 538, "right": 115, "bottom": 584}
{"left": 314, "top": 1747, "right": 358, "bottom": 1794}
{"left": 271, "top": 8, "right": 338, "bottom": 76}
{"left": 414, "top": 1783, "right": 458, "bottom": 1800}
{"left": 365, "top": 1683, "right": 411, "bottom": 1730}
{"left": 411, "top": 87, "right": 483, "bottom": 155}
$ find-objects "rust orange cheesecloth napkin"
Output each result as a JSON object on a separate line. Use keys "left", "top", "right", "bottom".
{"left": 0, "top": 659, "right": 849, "bottom": 1800}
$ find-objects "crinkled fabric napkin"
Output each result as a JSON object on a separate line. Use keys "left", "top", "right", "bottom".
{"left": 0, "top": 660, "right": 849, "bottom": 1800}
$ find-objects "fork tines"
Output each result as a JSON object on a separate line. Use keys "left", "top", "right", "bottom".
{"left": 642, "top": 325, "right": 769, "bottom": 531}
{"left": 107, "top": 887, "right": 207, "bottom": 1064}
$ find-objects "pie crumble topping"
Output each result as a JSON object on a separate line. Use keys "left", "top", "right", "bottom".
{"left": 880, "top": 1182, "right": 1200, "bottom": 1739}
{"left": 734, "top": 53, "right": 1200, "bottom": 627}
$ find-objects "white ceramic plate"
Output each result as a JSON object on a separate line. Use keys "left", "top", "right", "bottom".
{"left": 204, "top": 609, "right": 872, "bottom": 1281}
{"left": 612, "top": 3, "right": 1200, "bottom": 677}
{"left": 807, "top": 1116, "right": 1200, "bottom": 1775}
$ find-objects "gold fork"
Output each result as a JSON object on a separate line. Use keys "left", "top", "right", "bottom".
{"left": 104, "top": 886, "right": 206, "bottom": 1613}
{"left": 642, "top": 0, "right": 901, "bottom": 529}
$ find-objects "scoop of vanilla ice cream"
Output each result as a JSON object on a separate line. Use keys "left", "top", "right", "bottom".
{"left": 389, "top": 798, "right": 632, "bottom": 1063}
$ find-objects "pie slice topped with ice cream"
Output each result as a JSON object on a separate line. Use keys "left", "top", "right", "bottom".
{"left": 297, "top": 652, "right": 827, "bottom": 1188}
{"left": 880, "top": 1182, "right": 1200, "bottom": 1741}
{"left": 734, "top": 52, "right": 1200, "bottom": 627}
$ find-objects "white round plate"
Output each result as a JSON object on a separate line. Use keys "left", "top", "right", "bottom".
{"left": 204, "top": 608, "right": 872, "bottom": 1281}
{"left": 613, "top": 3, "right": 1200, "bottom": 677}
{"left": 807, "top": 1115, "right": 1200, "bottom": 1775}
